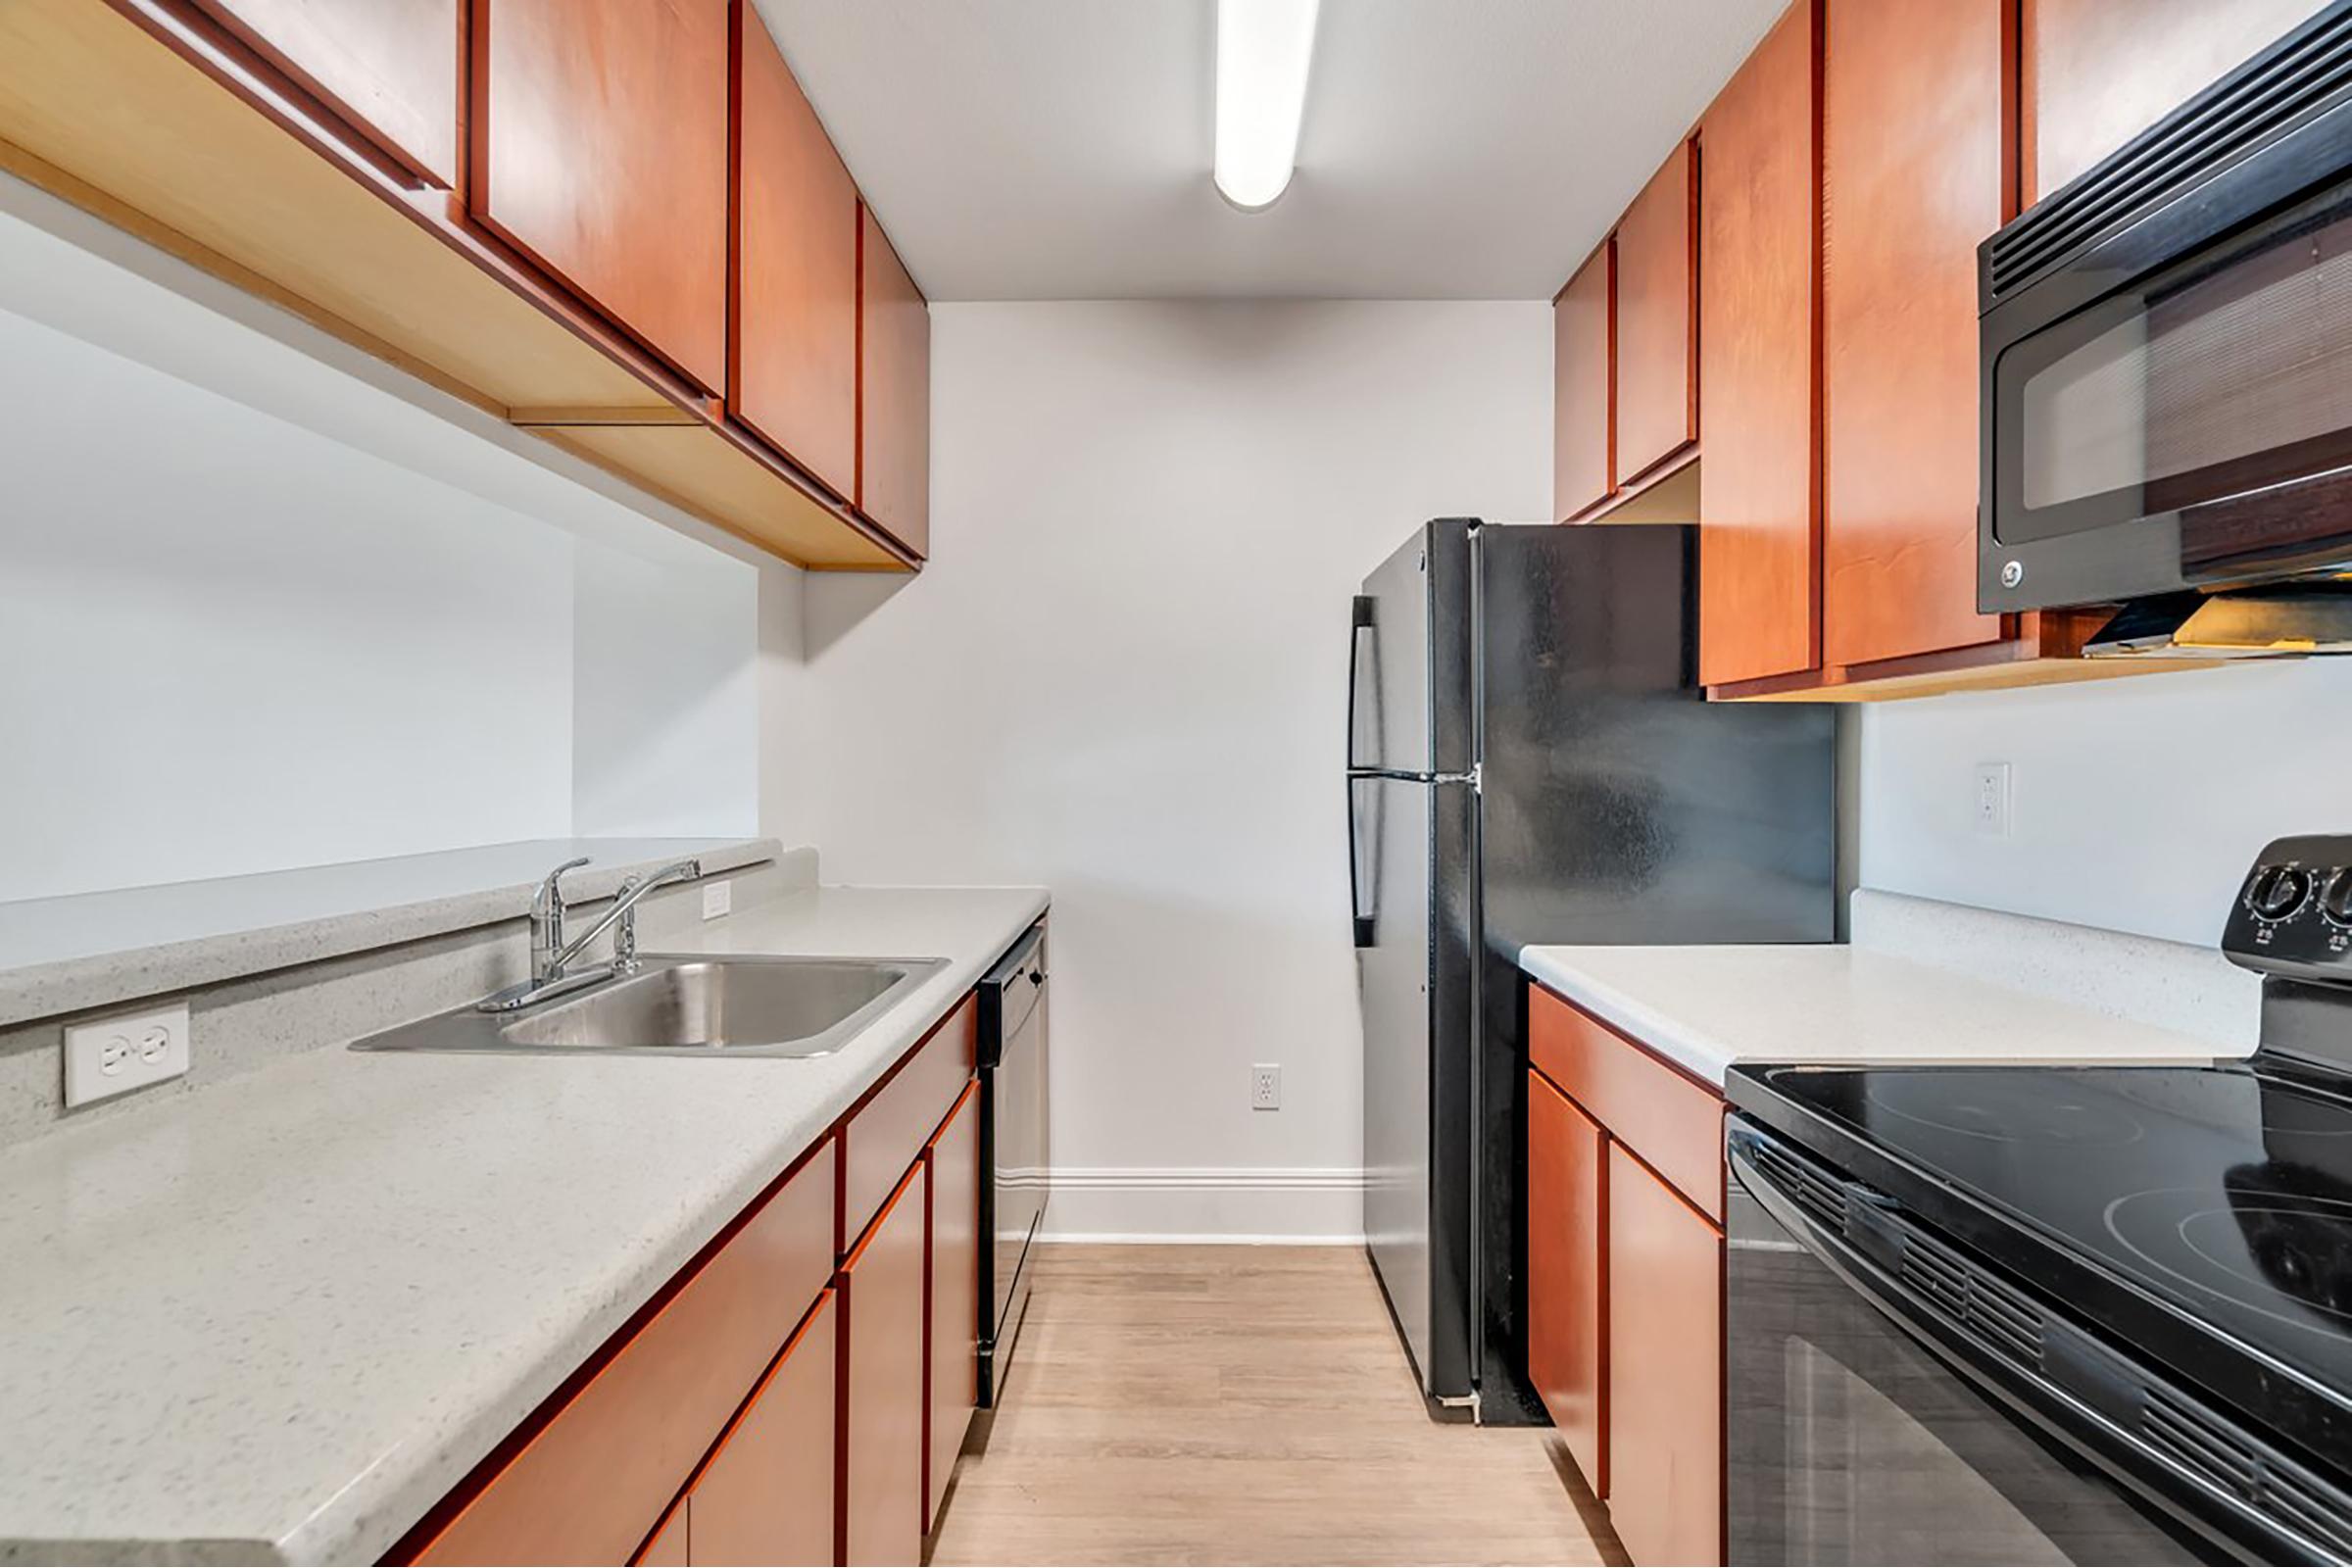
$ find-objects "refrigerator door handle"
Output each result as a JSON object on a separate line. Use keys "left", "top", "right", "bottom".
{"left": 1348, "top": 774, "right": 1376, "bottom": 949}
{"left": 1348, "top": 595, "right": 1376, "bottom": 772}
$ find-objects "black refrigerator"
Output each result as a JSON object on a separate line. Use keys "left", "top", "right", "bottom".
{"left": 1348, "top": 518, "right": 1833, "bottom": 1423}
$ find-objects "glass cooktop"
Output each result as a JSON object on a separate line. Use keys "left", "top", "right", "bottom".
{"left": 1730, "top": 1057, "right": 2352, "bottom": 1447}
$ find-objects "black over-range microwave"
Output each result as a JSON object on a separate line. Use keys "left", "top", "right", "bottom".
{"left": 1980, "top": 2, "right": 2352, "bottom": 657}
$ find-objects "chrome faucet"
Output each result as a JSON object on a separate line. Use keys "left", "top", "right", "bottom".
{"left": 480, "top": 857, "right": 705, "bottom": 1013}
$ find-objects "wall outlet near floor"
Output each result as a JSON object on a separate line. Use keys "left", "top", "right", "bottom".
{"left": 1974, "top": 761, "right": 2013, "bottom": 837}
{"left": 1250, "top": 1063, "right": 1282, "bottom": 1111}
{"left": 64, "top": 1001, "right": 190, "bottom": 1107}
{"left": 701, "top": 879, "right": 732, "bottom": 921}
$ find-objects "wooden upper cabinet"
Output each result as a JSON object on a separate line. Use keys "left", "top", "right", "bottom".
{"left": 685, "top": 1293, "right": 838, "bottom": 1567}
{"left": 1614, "top": 140, "right": 1698, "bottom": 483}
{"left": 1697, "top": 0, "right": 1819, "bottom": 689}
{"left": 1553, "top": 242, "right": 1614, "bottom": 521}
{"left": 858, "top": 207, "right": 932, "bottom": 556}
{"left": 1819, "top": 0, "right": 2006, "bottom": 668}
{"left": 1606, "top": 1145, "right": 1725, "bottom": 1568}
{"left": 926, "top": 1084, "right": 981, "bottom": 1533}
{"left": 1527, "top": 1070, "right": 1607, "bottom": 1498}
{"left": 192, "top": 0, "right": 460, "bottom": 186}
{"left": 843, "top": 1162, "right": 928, "bottom": 1567}
{"left": 2023, "top": 0, "right": 2328, "bottom": 202}
{"left": 470, "top": 0, "right": 730, "bottom": 393}
{"left": 735, "top": 4, "right": 859, "bottom": 500}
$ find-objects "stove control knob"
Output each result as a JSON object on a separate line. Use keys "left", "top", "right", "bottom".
{"left": 2250, "top": 865, "right": 2313, "bottom": 921}
{"left": 2323, "top": 868, "right": 2352, "bottom": 927}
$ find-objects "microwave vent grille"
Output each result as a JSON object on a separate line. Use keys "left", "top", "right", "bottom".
{"left": 1989, "top": 9, "right": 2352, "bottom": 299}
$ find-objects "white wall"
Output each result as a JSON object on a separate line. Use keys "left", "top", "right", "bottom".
{"left": 0, "top": 187, "right": 765, "bottom": 903}
{"left": 801, "top": 300, "right": 1551, "bottom": 1239}
{"left": 1856, "top": 659, "right": 2352, "bottom": 946}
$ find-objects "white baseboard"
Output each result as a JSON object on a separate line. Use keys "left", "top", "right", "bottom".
{"left": 1037, "top": 1166, "right": 1366, "bottom": 1244}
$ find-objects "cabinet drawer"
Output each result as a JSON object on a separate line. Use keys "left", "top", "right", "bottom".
{"left": 684, "top": 1291, "right": 838, "bottom": 1566}
{"left": 843, "top": 995, "right": 975, "bottom": 1250}
{"left": 415, "top": 1146, "right": 837, "bottom": 1565}
{"left": 1529, "top": 982, "right": 1723, "bottom": 1222}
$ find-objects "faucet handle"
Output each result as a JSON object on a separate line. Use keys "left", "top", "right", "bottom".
{"left": 612, "top": 873, "right": 644, "bottom": 968}
{"left": 532, "top": 856, "right": 593, "bottom": 917}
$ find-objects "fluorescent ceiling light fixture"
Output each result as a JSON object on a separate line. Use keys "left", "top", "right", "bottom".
{"left": 1214, "top": 0, "right": 1320, "bottom": 211}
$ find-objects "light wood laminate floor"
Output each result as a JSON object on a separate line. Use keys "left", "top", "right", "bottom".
{"left": 928, "top": 1245, "right": 1625, "bottom": 1566}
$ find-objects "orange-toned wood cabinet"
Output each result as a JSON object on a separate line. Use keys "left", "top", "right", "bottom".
{"left": 926, "top": 1083, "right": 981, "bottom": 1532}
{"left": 1613, "top": 139, "right": 1698, "bottom": 484}
{"left": 401, "top": 990, "right": 987, "bottom": 1566}
{"left": 1525, "top": 980, "right": 1727, "bottom": 1566}
{"left": 1695, "top": 0, "right": 1819, "bottom": 689}
{"left": 2022, "top": 0, "right": 2328, "bottom": 203}
{"left": 469, "top": 0, "right": 732, "bottom": 393}
{"left": 189, "top": 0, "right": 460, "bottom": 186}
{"left": 1552, "top": 242, "right": 1614, "bottom": 521}
{"left": 734, "top": 1, "right": 859, "bottom": 500}
{"left": 858, "top": 207, "right": 932, "bottom": 556}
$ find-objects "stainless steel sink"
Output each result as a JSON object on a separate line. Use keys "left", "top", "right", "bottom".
{"left": 352, "top": 955, "right": 950, "bottom": 1058}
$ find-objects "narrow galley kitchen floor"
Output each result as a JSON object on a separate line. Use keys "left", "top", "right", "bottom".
{"left": 930, "top": 1247, "right": 1623, "bottom": 1567}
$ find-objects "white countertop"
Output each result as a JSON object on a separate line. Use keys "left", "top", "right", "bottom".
{"left": 1519, "top": 942, "right": 2251, "bottom": 1087}
{"left": 0, "top": 882, "right": 1048, "bottom": 1566}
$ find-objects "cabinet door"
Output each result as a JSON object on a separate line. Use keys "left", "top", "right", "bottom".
{"left": 636, "top": 1502, "right": 688, "bottom": 1567}
{"left": 471, "top": 0, "right": 730, "bottom": 392}
{"left": 735, "top": 3, "right": 858, "bottom": 499}
{"left": 844, "top": 1162, "right": 927, "bottom": 1566}
{"left": 2024, "top": 0, "right": 2327, "bottom": 202}
{"left": 1697, "top": 0, "right": 1819, "bottom": 688}
{"left": 1614, "top": 139, "right": 1698, "bottom": 483}
{"left": 1606, "top": 1145, "right": 1724, "bottom": 1568}
{"left": 193, "top": 0, "right": 460, "bottom": 186}
{"left": 1527, "top": 1070, "right": 1607, "bottom": 1497}
{"left": 926, "top": 1083, "right": 980, "bottom": 1532}
{"left": 1820, "top": 0, "right": 2005, "bottom": 667}
{"left": 1553, "top": 242, "right": 1614, "bottom": 521}
{"left": 687, "top": 1293, "right": 837, "bottom": 1567}
{"left": 858, "top": 207, "right": 931, "bottom": 556}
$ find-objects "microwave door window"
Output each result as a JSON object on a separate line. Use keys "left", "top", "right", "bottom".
{"left": 2004, "top": 197, "right": 2352, "bottom": 564}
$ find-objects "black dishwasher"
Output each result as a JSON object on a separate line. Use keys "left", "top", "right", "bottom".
{"left": 976, "top": 923, "right": 1048, "bottom": 1407}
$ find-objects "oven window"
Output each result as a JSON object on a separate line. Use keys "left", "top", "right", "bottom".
{"left": 1727, "top": 1188, "right": 2204, "bottom": 1566}
{"left": 1998, "top": 193, "right": 2352, "bottom": 561}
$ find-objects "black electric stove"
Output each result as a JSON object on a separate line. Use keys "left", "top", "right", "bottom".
{"left": 1725, "top": 836, "right": 2352, "bottom": 1566}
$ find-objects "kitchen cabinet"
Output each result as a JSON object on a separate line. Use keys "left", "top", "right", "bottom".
{"left": 1614, "top": 140, "right": 1698, "bottom": 484}
{"left": 2023, "top": 0, "right": 2327, "bottom": 202}
{"left": 844, "top": 1161, "right": 930, "bottom": 1567}
{"left": 470, "top": 0, "right": 731, "bottom": 393}
{"left": 190, "top": 0, "right": 459, "bottom": 186}
{"left": 1527, "top": 1069, "right": 1607, "bottom": 1496}
{"left": 638, "top": 1505, "right": 688, "bottom": 1567}
{"left": 926, "top": 1083, "right": 981, "bottom": 1532}
{"left": 1552, "top": 242, "right": 1614, "bottom": 521}
{"left": 1819, "top": 0, "right": 2007, "bottom": 668}
{"left": 1525, "top": 980, "right": 1727, "bottom": 1566}
{"left": 845, "top": 994, "right": 976, "bottom": 1247}
{"left": 858, "top": 207, "right": 933, "bottom": 556}
{"left": 680, "top": 1293, "right": 838, "bottom": 1566}
{"left": 1605, "top": 1144, "right": 1725, "bottom": 1568}
{"left": 1696, "top": 0, "right": 1819, "bottom": 689}
{"left": 735, "top": 3, "right": 859, "bottom": 500}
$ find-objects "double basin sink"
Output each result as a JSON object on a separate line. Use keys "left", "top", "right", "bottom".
{"left": 355, "top": 955, "right": 950, "bottom": 1059}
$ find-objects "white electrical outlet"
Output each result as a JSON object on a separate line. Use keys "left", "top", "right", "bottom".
{"left": 1974, "top": 761, "right": 2013, "bottom": 837}
{"left": 701, "top": 879, "right": 732, "bottom": 921}
{"left": 64, "top": 1001, "right": 190, "bottom": 1107}
{"left": 1250, "top": 1063, "right": 1281, "bottom": 1111}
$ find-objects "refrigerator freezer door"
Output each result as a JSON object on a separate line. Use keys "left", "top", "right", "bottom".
{"left": 1355, "top": 522, "right": 1475, "bottom": 777}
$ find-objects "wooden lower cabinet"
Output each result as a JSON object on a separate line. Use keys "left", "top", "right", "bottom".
{"left": 1526, "top": 980, "right": 1727, "bottom": 1566}
{"left": 677, "top": 1292, "right": 838, "bottom": 1566}
{"left": 844, "top": 1160, "right": 930, "bottom": 1566}
{"left": 1605, "top": 1146, "right": 1725, "bottom": 1568}
{"left": 1528, "top": 1070, "right": 1608, "bottom": 1496}
{"left": 636, "top": 1505, "right": 688, "bottom": 1567}
{"left": 926, "top": 1083, "right": 981, "bottom": 1531}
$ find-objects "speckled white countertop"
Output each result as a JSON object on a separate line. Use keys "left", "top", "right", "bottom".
{"left": 1521, "top": 891, "right": 2263, "bottom": 1086}
{"left": 0, "top": 882, "right": 1048, "bottom": 1566}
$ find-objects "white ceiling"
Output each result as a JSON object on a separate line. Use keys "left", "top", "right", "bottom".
{"left": 755, "top": 0, "right": 1787, "bottom": 302}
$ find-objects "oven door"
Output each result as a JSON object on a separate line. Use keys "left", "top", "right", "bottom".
{"left": 1727, "top": 1126, "right": 2218, "bottom": 1566}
